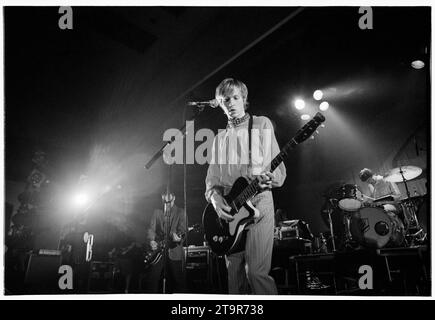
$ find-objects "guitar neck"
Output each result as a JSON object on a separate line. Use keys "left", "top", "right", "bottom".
{"left": 232, "top": 112, "right": 325, "bottom": 211}
{"left": 233, "top": 139, "right": 297, "bottom": 210}
{"left": 270, "top": 138, "right": 297, "bottom": 172}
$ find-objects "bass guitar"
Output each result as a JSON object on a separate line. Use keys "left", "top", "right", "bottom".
{"left": 202, "top": 112, "right": 325, "bottom": 255}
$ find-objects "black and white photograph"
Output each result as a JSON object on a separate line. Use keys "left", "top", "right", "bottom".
{"left": 3, "top": 4, "right": 431, "bottom": 298}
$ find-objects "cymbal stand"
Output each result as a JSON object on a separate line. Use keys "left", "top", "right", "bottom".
{"left": 399, "top": 167, "right": 412, "bottom": 199}
{"left": 398, "top": 168, "right": 426, "bottom": 244}
{"left": 402, "top": 199, "right": 420, "bottom": 230}
{"left": 402, "top": 199, "right": 426, "bottom": 245}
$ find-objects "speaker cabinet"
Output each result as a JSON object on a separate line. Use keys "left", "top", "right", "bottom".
{"left": 184, "top": 246, "right": 227, "bottom": 294}
{"left": 24, "top": 253, "right": 62, "bottom": 293}
{"left": 184, "top": 246, "right": 211, "bottom": 293}
{"left": 87, "top": 261, "right": 115, "bottom": 293}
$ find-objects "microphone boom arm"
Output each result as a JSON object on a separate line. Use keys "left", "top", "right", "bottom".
{"left": 144, "top": 104, "right": 206, "bottom": 170}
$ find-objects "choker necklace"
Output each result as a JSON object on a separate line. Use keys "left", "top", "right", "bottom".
{"left": 227, "top": 113, "right": 250, "bottom": 128}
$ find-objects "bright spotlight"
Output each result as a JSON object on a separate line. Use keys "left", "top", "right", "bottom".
{"left": 301, "top": 114, "right": 310, "bottom": 120}
{"left": 313, "top": 90, "right": 323, "bottom": 101}
{"left": 319, "top": 101, "right": 329, "bottom": 111}
{"left": 411, "top": 60, "right": 425, "bottom": 69}
{"left": 72, "top": 193, "right": 90, "bottom": 208}
{"left": 294, "top": 99, "right": 305, "bottom": 110}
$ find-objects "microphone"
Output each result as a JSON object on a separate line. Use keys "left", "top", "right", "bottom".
{"left": 187, "top": 99, "right": 219, "bottom": 108}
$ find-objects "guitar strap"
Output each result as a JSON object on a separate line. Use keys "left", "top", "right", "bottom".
{"left": 248, "top": 114, "right": 253, "bottom": 170}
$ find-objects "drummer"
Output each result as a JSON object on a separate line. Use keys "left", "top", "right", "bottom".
{"left": 358, "top": 168, "right": 401, "bottom": 213}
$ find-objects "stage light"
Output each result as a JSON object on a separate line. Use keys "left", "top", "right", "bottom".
{"left": 313, "top": 90, "right": 323, "bottom": 101}
{"left": 319, "top": 101, "right": 329, "bottom": 111}
{"left": 301, "top": 114, "right": 310, "bottom": 120}
{"left": 294, "top": 99, "right": 305, "bottom": 110}
{"left": 411, "top": 60, "right": 425, "bottom": 69}
{"left": 72, "top": 192, "right": 90, "bottom": 208}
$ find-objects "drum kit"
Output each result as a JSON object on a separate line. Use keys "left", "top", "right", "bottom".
{"left": 324, "top": 166, "right": 428, "bottom": 251}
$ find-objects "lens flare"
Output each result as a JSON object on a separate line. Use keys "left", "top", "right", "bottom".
{"left": 294, "top": 99, "right": 305, "bottom": 110}
{"left": 319, "top": 101, "right": 329, "bottom": 111}
{"left": 313, "top": 90, "right": 323, "bottom": 100}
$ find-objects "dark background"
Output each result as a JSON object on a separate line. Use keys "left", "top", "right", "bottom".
{"left": 4, "top": 6, "right": 430, "bottom": 246}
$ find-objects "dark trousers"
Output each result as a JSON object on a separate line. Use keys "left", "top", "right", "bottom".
{"left": 144, "top": 257, "right": 186, "bottom": 293}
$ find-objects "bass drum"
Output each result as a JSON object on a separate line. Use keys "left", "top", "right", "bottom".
{"left": 350, "top": 207, "right": 405, "bottom": 248}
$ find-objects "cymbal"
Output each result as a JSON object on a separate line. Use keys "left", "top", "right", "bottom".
{"left": 384, "top": 166, "right": 422, "bottom": 183}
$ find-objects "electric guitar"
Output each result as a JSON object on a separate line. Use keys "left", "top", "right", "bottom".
{"left": 143, "top": 225, "right": 202, "bottom": 267}
{"left": 144, "top": 242, "right": 164, "bottom": 267}
{"left": 202, "top": 112, "right": 325, "bottom": 255}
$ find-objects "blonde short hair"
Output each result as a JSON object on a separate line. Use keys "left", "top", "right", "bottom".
{"left": 215, "top": 78, "right": 249, "bottom": 110}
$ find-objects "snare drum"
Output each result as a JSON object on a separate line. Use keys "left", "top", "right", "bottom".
{"left": 350, "top": 207, "right": 405, "bottom": 248}
{"left": 336, "top": 184, "right": 363, "bottom": 212}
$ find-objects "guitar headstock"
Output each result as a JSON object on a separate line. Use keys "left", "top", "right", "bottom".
{"left": 294, "top": 112, "right": 326, "bottom": 144}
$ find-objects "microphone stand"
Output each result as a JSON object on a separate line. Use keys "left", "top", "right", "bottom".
{"left": 144, "top": 104, "right": 207, "bottom": 293}
{"left": 162, "top": 198, "right": 170, "bottom": 294}
{"left": 144, "top": 106, "right": 206, "bottom": 170}
{"left": 182, "top": 103, "right": 189, "bottom": 291}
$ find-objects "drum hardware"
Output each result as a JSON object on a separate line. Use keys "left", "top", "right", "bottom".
{"left": 275, "top": 220, "right": 314, "bottom": 242}
{"left": 401, "top": 198, "right": 421, "bottom": 230}
{"left": 320, "top": 196, "right": 356, "bottom": 251}
{"left": 321, "top": 178, "right": 426, "bottom": 251}
{"left": 400, "top": 196, "right": 428, "bottom": 245}
{"left": 362, "top": 164, "right": 426, "bottom": 248}
{"left": 326, "top": 184, "right": 364, "bottom": 249}
{"left": 324, "top": 199, "right": 337, "bottom": 252}
{"left": 384, "top": 165, "right": 422, "bottom": 199}
{"left": 312, "top": 233, "right": 329, "bottom": 253}
{"left": 383, "top": 165, "right": 425, "bottom": 245}
{"left": 343, "top": 212, "right": 359, "bottom": 250}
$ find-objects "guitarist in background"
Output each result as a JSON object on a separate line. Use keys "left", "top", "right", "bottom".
{"left": 205, "top": 78, "right": 287, "bottom": 294}
{"left": 145, "top": 192, "right": 186, "bottom": 293}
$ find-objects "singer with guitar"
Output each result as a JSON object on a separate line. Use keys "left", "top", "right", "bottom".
{"left": 204, "top": 78, "right": 287, "bottom": 295}
{"left": 145, "top": 192, "right": 186, "bottom": 293}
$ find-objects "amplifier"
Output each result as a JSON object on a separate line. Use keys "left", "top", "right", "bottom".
{"left": 38, "top": 249, "right": 61, "bottom": 256}
{"left": 184, "top": 246, "right": 213, "bottom": 293}
{"left": 184, "top": 246, "right": 210, "bottom": 269}
{"left": 277, "top": 220, "right": 314, "bottom": 241}
{"left": 25, "top": 253, "right": 62, "bottom": 293}
{"left": 279, "top": 226, "right": 300, "bottom": 240}
{"left": 87, "top": 261, "right": 115, "bottom": 293}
